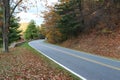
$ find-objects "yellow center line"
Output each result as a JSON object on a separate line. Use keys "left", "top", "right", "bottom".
{"left": 42, "top": 44, "right": 120, "bottom": 71}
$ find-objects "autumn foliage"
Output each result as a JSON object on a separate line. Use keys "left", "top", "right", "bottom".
{"left": 42, "top": 7, "right": 62, "bottom": 43}
{"left": 42, "top": 0, "right": 120, "bottom": 59}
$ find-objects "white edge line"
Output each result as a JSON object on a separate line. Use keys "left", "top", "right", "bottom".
{"left": 28, "top": 42, "right": 87, "bottom": 80}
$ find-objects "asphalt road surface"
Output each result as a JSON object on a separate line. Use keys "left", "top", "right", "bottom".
{"left": 29, "top": 40, "right": 120, "bottom": 80}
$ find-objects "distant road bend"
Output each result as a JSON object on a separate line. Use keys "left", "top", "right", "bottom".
{"left": 29, "top": 40, "right": 120, "bottom": 80}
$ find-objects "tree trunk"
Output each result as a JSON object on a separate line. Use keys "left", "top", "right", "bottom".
{"left": 2, "top": 0, "right": 10, "bottom": 52}
{"left": 77, "top": 0, "right": 85, "bottom": 32}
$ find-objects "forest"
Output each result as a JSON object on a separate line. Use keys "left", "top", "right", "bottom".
{"left": 0, "top": 0, "right": 120, "bottom": 58}
{"left": 41, "top": 0, "right": 120, "bottom": 59}
{"left": 0, "top": 0, "right": 120, "bottom": 79}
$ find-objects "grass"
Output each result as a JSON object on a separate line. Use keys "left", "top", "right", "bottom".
{"left": 0, "top": 42, "right": 81, "bottom": 80}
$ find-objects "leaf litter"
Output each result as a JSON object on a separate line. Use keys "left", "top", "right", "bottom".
{"left": 0, "top": 47, "right": 76, "bottom": 80}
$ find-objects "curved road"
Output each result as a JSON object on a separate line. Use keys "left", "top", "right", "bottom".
{"left": 29, "top": 40, "right": 120, "bottom": 80}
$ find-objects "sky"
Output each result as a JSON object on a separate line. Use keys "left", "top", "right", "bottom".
{"left": 17, "top": 0, "right": 58, "bottom": 25}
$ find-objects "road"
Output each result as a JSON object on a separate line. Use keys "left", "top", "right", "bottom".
{"left": 29, "top": 40, "right": 120, "bottom": 80}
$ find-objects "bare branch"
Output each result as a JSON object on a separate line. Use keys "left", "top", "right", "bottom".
{"left": 10, "top": 0, "right": 22, "bottom": 18}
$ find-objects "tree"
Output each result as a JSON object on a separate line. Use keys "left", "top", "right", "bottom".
{"left": 24, "top": 20, "right": 39, "bottom": 40}
{"left": 42, "top": 7, "right": 62, "bottom": 43}
{"left": 38, "top": 26, "right": 45, "bottom": 39}
{"left": 9, "top": 16, "right": 21, "bottom": 44}
{"left": 0, "top": 6, "right": 21, "bottom": 47}
{"left": 55, "top": 0, "right": 83, "bottom": 40}
{"left": 0, "top": 0, "right": 22, "bottom": 52}
{"left": 0, "top": 6, "right": 3, "bottom": 47}
{"left": 0, "top": 0, "right": 47, "bottom": 52}
{"left": 43, "top": 0, "right": 120, "bottom": 44}
{"left": 0, "top": 27, "right": 2, "bottom": 47}
{"left": 39, "top": 25, "right": 45, "bottom": 34}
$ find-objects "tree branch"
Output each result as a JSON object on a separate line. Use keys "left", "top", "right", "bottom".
{"left": 10, "top": 0, "right": 22, "bottom": 18}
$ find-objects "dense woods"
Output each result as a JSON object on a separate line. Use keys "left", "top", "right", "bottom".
{"left": 0, "top": 0, "right": 120, "bottom": 57}
{"left": 42, "top": 0, "right": 120, "bottom": 43}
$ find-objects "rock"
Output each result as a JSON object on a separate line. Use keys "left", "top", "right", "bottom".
{"left": 9, "top": 41, "right": 25, "bottom": 48}
{"left": 9, "top": 42, "right": 17, "bottom": 48}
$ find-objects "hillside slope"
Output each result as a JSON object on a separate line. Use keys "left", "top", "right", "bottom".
{"left": 61, "top": 30, "right": 120, "bottom": 59}
{"left": 60, "top": 3, "right": 120, "bottom": 60}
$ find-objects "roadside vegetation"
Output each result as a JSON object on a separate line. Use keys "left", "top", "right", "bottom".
{"left": 41, "top": 0, "right": 120, "bottom": 59}
{"left": 0, "top": 43, "right": 80, "bottom": 80}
